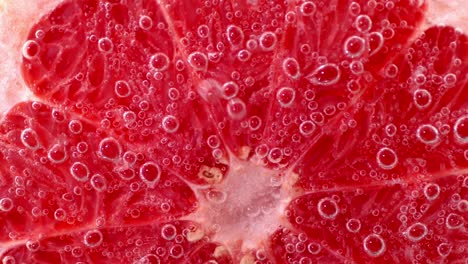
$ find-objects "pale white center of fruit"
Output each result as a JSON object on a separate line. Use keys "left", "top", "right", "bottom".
{"left": 185, "top": 157, "right": 292, "bottom": 254}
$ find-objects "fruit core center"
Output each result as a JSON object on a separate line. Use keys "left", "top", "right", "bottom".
{"left": 187, "top": 158, "right": 291, "bottom": 254}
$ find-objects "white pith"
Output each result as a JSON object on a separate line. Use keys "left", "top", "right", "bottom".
{"left": 184, "top": 154, "right": 294, "bottom": 256}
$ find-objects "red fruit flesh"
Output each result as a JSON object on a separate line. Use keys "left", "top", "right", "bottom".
{"left": 0, "top": 0, "right": 467, "bottom": 263}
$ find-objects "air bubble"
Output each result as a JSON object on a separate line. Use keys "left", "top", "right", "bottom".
{"left": 161, "top": 224, "right": 177, "bottom": 240}
{"left": 98, "top": 137, "right": 121, "bottom": 161}
{"left": 0, "top": 198, "right": 14, "bottom": 212}
{"left": 168, "top": 88, "right": 180, "bottom": 100}
{"left": 245, "top": 76, "right": 255, "bottom": 87}
{"left": 123, "top": 151, "right": 137, "bottom": 165}
{"left": 98, "top": 37, "right": 113, "bottom": 53}
{"left": 71, "top": 247, "right": 83, "bottom": 258}
{"left": 70, "top": 162, "right": 90, "bottom": 182}
{"left": 463, "top": 177, "right": 468, "bottom": 187}
{"left": 74, "top": 186, "right": 83, "bottom": 196}
{"left": 2, "top": 256, "right": 15, "bottom": 264}
{"left": 206, "top": 189, "right": 227, "bottom": 204}
{"left": 77, "top": 142, "right": 88, "bottom": 153}
{"left": 188, "top": 51, "right": 208, "bottom": 71}
{"left": 255, "top": 144, "right": 268, "bottom": 158}
{"left": 386, "top": 1, "right": 395, "bottom": 9}
{"left": 307, "top": 242, "right": 321, "bottom": 254}
{"left": 212, "top": 149, "right": 223, "bottom": 160}
{"left": 300, "top": 44, "right": 311, "bottom": 54}
{"left": 123, "top": 111, "right": 136, "bottom": 123}
{"left": 118, "top": 168, "right": 135, "bottom": 180}
{"left": 139, "top": 162, "right": 161, "bottom": 188}
{"left": 346, "top": 218, "right": 361, "bottom": 233}
{"left": 444, "top": 73, "right": 457, "bottom": 87}
{"left": 454, "top": 115, "right": 468, "bottom": 144}
{"left": 83, "top": 230, "right": 103, "bottom": 248}
{"left": 255, "top": 249, "right": 267, "bottom": 260}
{"left": 90, "top": 174, "right": 107, "bottom": 192}
{"left": 368, "top": 32, "right": 384, "bottom": 55}
{"left": 20, "top": 128, "right": 40, "bottom": 150}
{"left": 220, "top": 81, "right": 239, "bottom": 99}
{"left": 162, "top": 115, "right": 180, "bottom": 133}
{"left": 376, "top": 147, "right": 398, "bottom": 170}
{"left": 150, "top": 52, "right": 170, "bottom": 72}
{"left": 68, "top": 120, "right": 83, "bottom": 134}
{"left": 249, "top": 116, "right": 262, "bottom": 131}
{"left": 416, "top": 124, "right": 439, "bottom": 145}
{"left": 405, "top": 222, "right": 428, "bottom": 242}
{"left": 226, "top": 25, "right": 244, "bottom": 46}
{"left": 300, "top": 1, "right": 316, "bottom": 16}
{"left": 208, "top": 52, "right": 221, "bottom": 63}
{"left": 54, "top": 208, "right": 66, "bottom": 221}
{"left": 197, "top": 24, "right": 210, "bottom": 38}
{"left": 26, "top": 240, "right": 40, "bottom": 252}
{"left": 347, "top": 80, "right": 361, "bottom": 93}
{"left": 458, "top": 200, "right": 468, "bottom": 212}
{"left": 52, "top": 109, "right": 65, "bottom": 122}
{"left": 139, "top": 15, "right": 153, "bottom": 30}
{"left": 414, "top": 74, "right": 427, "bottom": 85}
{"left": 344, "top": 36, "right": 366, "bottom": 58}
{"left": 226, "top": 98, "right": 247, "bottom": 120}
{"left": 317, "top": 197, "right": 339, "bottom": 220}
{"left": 259, "top": 31, "right": 277, "bottom": 51}
{"left": 384, "top": 64, "right": 398, "bottom": 78}
{"left": 282, "top": 57, "right": 300, "bottom": 79}
{"left": 349, "top": 2, "right": 361, "bottom": 15}
{"left": 246, "top": 39, "right": 258, "bottom": 50}
{"left": 213, "top": 39, "right": 226, "bottom": 51}
{"left": 174, "top": 60, "right": 185, "bottom": 72}
{"left": 138, "top": 254, "right": 160, "bottom": 264}
{"left": 385, "top": 124, "right": 397, "bottom": 137}
{"left": 170, "top": 244, "right": 184, "bottom": 259}
{"left": 306, "top": 63, "right": 341, "bottom": 86}
{"left": 237, "top": 49, "right": 251, "bottom": 62}
{"left": 413, "top": 89, "right": 432, "bottom": 109}
{"left": 47, "top": 144, "right": 67, "bottom": 164}
{"left": 73, "top": 186, "right": 82, "bottom": 195}
{"left": 382, "top": 28, "right": 395, "bottom": 39}
{"left": 304, "top": 90, "right": 315, "bottom": 101}
{"left": 114, "top": 80, "right": 131, "bottom": 98}
{"left": 310, "top": 112, "right": 324, "bottom": 125}
{"left": 299, "top": 121, "right": 316, "bottom": 136}
{"left": 437, "top": 243, "right": 452, "bottom": 257}
{"left": 423, "top": 183, "right": 440, "bottom": 201}
{"left": 22, "top": 40, "right": 40, "bottom": 59}
{"left": 276, "top": 87, "right": 296, "bottom": 108}
{"left": 284, "top": 11, "right": 297, "bottom": 23}
{"left": 31, "top": 101, "right": 42, "bottom": 110}
{"left": 207, "top": 135, "right": 220, "bottom": 148}
{"left": 355, "top": 15, "right": 372, "bottom": 33}
{"left": 350, "top": 61, "right": 364, "bottom": 75}
{"left": 35, "top": 29, "right": 45, "bottom": 39}
{"left": 445, "top": 213, "right": 464, "bottom": 229}
{"left": 268, "top": 148, "right": 283, "bottom": 163}
{"left": 363, "top": 234, "right": 386, "bottom": 257}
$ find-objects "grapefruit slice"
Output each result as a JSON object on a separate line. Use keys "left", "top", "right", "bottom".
{"left": 0, "top": 0, "right": 466, "bottom": 263}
